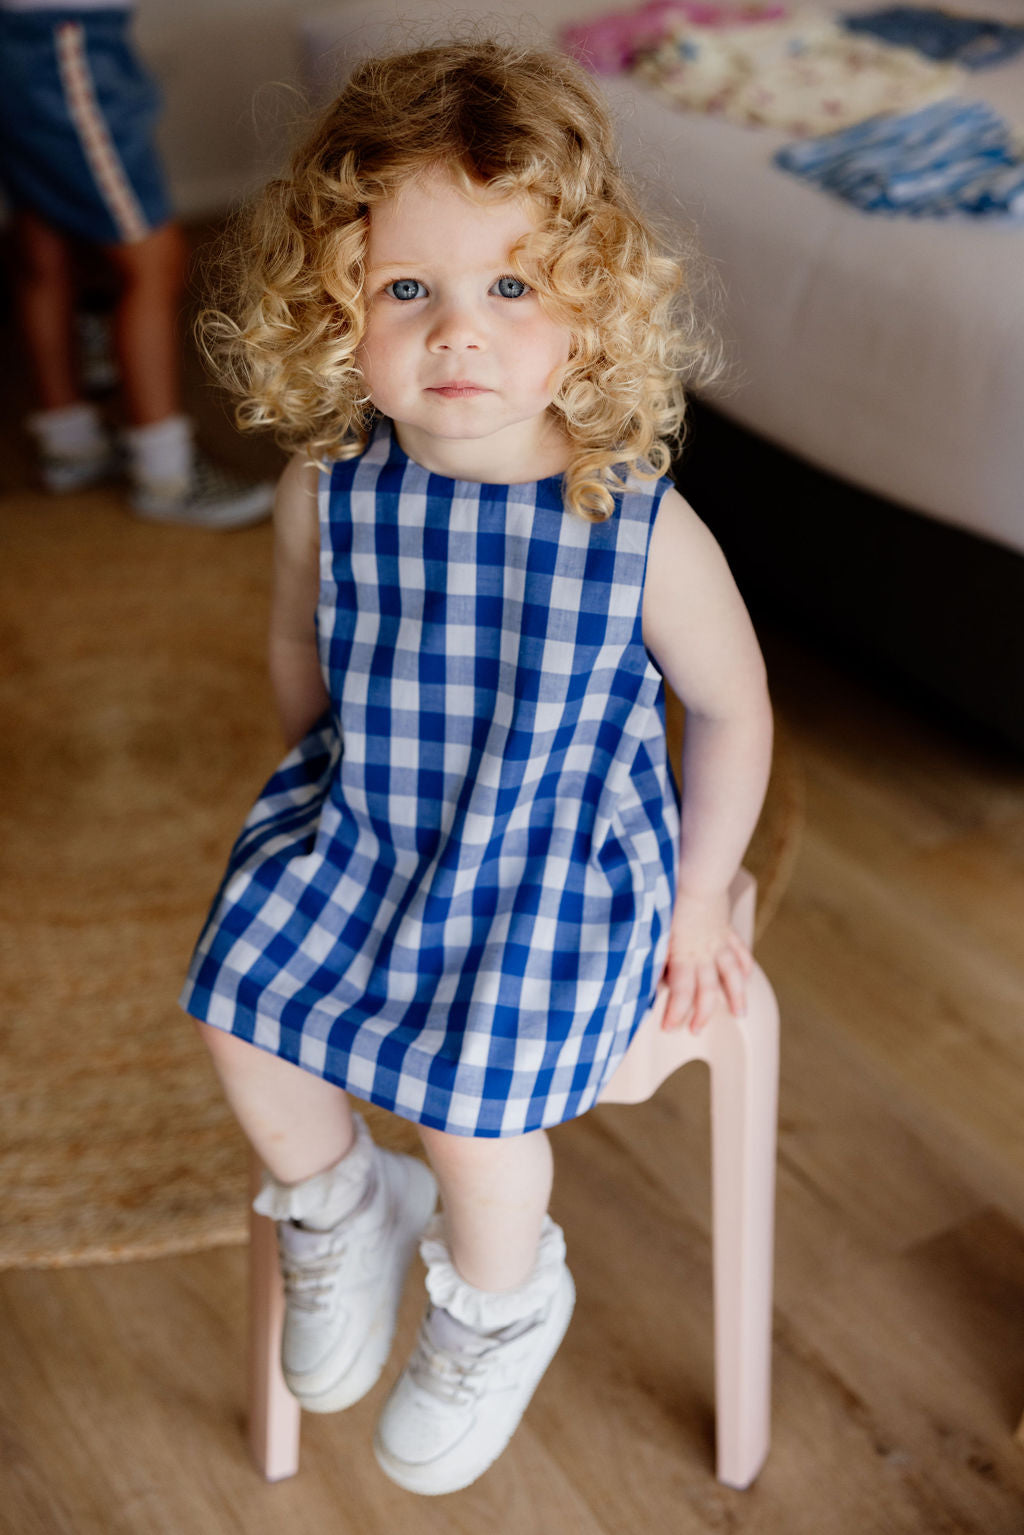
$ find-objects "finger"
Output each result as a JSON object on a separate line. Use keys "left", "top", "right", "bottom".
{"left": 690, "top": 961, "right": 719, "bottom": 1034}
{"left": 727, "top": 930, "right": 754, "bottom": 975}
{"left": 717, "top": 948, "right": 748, "bottom": 1017}
{"left": 662, "top": 961, "right": 696, "bottom": 1032}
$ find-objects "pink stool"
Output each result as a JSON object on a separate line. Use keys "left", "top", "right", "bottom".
{"left": 247, "top": 868, "right": 779, "bottom": 1489}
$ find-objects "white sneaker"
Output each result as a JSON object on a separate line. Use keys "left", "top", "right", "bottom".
{"left": 130, "top": 451, "right": 273, "bottom": 529}
{"left": 37, "top": 439, "right": 118, "bottom": 493}
{"left": 373, "top": 1266, "right": 575, "bottom": 1494}
{"left": 276, "top": 1150, "right": 437, "bottom": 1414}
{"left": 27, "top": 403, "right": 116, "bottom": 493}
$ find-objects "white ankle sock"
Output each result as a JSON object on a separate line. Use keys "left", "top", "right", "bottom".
{"left": 122, "top": 413, "right": 193, "bottom": 485}
{"left": 252, "top": 1114, "right": 377, "bottom": 1230}
{"left": 420, "top": 1214, "right": 567, "bottom": 1332}
{"left": 27, "top": 402, "right": 106, "bottom": 455}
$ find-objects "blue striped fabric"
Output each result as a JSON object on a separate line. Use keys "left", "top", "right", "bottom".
{"left": 181, "top": 421, "right": 680, "bottom": 1137}
{"left": 843, "top": 8, "right": 1024, "bottom": 70}
{"left": 775, "top": 98, "right": 1024, "bottom": 217}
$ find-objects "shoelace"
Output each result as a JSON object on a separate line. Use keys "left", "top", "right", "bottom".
{"left": 278, "top": 1236, "right": 348, "bottom": 1315}
{"left": 408, "top": 1308, "right": 543, "bottom": 1407}
{"left": 408, "top": 1325, "right": 495, "bottom": 1407}
{"left": 275, "top": 1171, "right": 381, "bottom": 1314}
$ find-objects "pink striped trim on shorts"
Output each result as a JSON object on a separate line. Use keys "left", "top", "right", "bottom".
{"left": 55, "top": 20, "right": 150, "bottom": 244}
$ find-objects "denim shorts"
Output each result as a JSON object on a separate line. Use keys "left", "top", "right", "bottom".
{"left": 0, "top": 8, "right": 171, "bottom": 245}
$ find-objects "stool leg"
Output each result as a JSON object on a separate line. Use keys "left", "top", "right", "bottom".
{"left": 248, "top": 1154, "right": 301, "bottom": 1480}
{"left": 707, "top": 963, "right": 779, "bottom": 1489}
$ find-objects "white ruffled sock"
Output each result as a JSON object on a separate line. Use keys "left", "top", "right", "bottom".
{"left": 121, "top": 413, "right": 193, "bottom": 488}
{"left": 420, "top": 1213, "right": 568, "bottom": 1333}
{"left": 252, "top": 1114, "right": 376, "bottom": 1231}
{"left": 27, "top": 401, "right": 107, "bottom": 455}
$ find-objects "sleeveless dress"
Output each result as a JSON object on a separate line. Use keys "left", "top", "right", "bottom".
{"left": 181, "top": 421, "right": 680, "bottom": 1137}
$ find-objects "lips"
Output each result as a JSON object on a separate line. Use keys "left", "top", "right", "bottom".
{"left": 426, "top": 382, "right": 491, "bottom": 398}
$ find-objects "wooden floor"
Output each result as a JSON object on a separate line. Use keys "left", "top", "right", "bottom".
{"left": 3, "top": 301, "right": 1024, "bottom": 1532}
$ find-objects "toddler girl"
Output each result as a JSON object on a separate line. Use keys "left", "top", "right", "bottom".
{"left": 182, "top": 38, "right": 773, "bottom": 1496}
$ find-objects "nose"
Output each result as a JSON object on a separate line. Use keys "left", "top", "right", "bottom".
{"left": 427, "top": 298, "right": 485, "bottom": 352}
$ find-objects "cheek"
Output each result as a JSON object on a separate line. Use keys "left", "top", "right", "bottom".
{"left": 356, "top": 322, "right": 399, "bottom": 396}
{"left": 354, "top": 333, "right": 374, "bottom": 387}
{"left": 533, "top": 323, "right": 572, "bottom": 397}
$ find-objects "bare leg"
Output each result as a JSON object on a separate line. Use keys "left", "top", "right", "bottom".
{"left": 104, "top": 220, "right": 187, "bottom": 426}
{"left": 374, "top": 1126, "right": 567, "bottom": 1492}
{"left": 418, "top": 1125, "right": 553, "bottom": 1292}
{"left": 196, "top": 1022, "right": 355, "bottom": 1184}
{"left": 13, "top": 210, "right": 80, "bottom": 411}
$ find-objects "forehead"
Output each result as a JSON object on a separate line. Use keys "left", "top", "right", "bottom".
{"left": 365, "top": 171, "right": 540, "bottom": 266}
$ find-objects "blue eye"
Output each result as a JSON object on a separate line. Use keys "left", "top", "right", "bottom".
{"left": 386, "top": 279, "right": 427, "bottom": 301}
{"left": 492, "top": 275, "right": 529, "bottom": 299}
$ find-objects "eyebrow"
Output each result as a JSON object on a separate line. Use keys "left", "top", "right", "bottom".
{"left": 364, "top": 260, "right": 526, "bottom": 287}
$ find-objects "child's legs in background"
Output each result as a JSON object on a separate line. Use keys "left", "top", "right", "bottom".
{"left": 14, "top": 209, "right": 79, "bottom": 411}
{"left": 12, "top": 210, "right": 187, "bottom": 426}
{"left": 104, "top": 220, "right": 187, "bottom": 426}
{"left": 196, "top": 1022, "right": 356, "bottom": 1185}
{"left": 419, "top": 1125, "right": 553, "bottom": 1292}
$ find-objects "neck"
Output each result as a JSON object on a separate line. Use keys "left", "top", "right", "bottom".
{"left": 391, "top": 417, "right": 571, "bottom": 485}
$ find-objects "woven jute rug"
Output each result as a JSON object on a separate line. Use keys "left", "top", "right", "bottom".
{"left": 0, "top": 480, "right": 802, "bottom": 1271}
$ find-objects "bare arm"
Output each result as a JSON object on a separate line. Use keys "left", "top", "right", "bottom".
{"left": 268, "top": 453, "right": 329, "bottom": 750}
{"left": 643, "top": 485, "right": 774, "bottom": 1032}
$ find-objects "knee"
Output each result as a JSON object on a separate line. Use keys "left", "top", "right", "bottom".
{"left": 16, "top": 216, "right": 71, "bottom": 286}
{"left": 418, "top": 1124, "right": 526, "bottom": 1168}
{"left": 417, "top": 1124, "right": 471, "bottom": 1176}
{"left": 194, "top": 1018, "right": 249, "bottom": 1070}
{"left": 109, "top": 221, "right": 186, "bottom": 295}
{"left": 194, "top": 1017, "right": 222, "bottom": 1056}
{"left": 417, "top": 1124, "right": 553, "bottom": 1193}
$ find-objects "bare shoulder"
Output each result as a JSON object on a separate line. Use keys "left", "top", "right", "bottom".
{"left": 276, "top": 451, "right": 320, "bottom": 519}
{"left": 274, "top": 451, "right": 321, "bottom": 559}
{"left": 642, "top": 483, "right": 766, "bottom": 714}
{"left": 643, "top": 484, "right": 744, "bottom": 623}
{"left": 646, "top": 483, "right": 729, "bottom": 573}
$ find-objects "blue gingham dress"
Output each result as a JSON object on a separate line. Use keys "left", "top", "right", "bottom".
{"left": 181, "top": 421, "right": 680, "bottom": 1137}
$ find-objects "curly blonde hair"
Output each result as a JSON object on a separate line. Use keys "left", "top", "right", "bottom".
{"left": 202, "top": 38, "right": 720, "bottom": 520}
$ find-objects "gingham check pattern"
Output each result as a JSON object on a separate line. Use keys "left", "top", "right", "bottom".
{"left": 182, "top": 422, "right": 679, "bottom": 1136}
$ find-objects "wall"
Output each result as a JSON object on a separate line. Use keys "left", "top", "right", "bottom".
{"left": 134, "top": 0, "right": 578, "bottom": 218}
{"left": 135, "top": 0, "right": 337, "bottom": 218}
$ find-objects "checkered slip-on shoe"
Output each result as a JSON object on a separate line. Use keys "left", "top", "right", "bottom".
{"left": 131, "top": 452, "right": 274, "bottom": 529}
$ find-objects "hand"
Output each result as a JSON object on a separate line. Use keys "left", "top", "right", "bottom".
{"left": 660, "top": 886, "right": 753, "bottom": 1035}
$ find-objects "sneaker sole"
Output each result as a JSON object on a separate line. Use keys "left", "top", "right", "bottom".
{"left": 41, "top": 462, "right": 119, "bottom": 493}
{"left": 130, "top": 490, "right": 273, "bottom": 530}
{"left": 288, "top": 1156, "right": 438, "bottom": 1414}
{"left": 372, "top": 1266, "right": 576, "bottom": 1495}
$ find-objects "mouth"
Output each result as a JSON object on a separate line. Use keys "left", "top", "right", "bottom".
{"left": 426, "top": 382, "right": 491, "bottom": 398}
